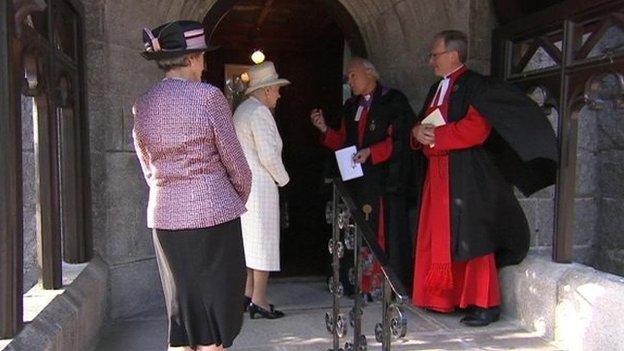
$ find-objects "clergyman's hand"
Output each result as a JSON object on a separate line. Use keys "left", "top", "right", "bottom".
{"left": 412, "top": 123, "right": 435, "bottom": 145}
{"left": 310, "top": 108, "right": 328, "bottom": 133}
{"left": 353, "top": 148, "right": 371, "bottom": 164}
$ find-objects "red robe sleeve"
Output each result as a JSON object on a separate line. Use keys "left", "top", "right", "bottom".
{"left": 320, "top": 118, "right": 347, "bottom": 150}
{"left": 432, "top": 106, "right": 492, "bottom": 151}
{"left": 369, "top": 124, "right": 393, "bottom": 165}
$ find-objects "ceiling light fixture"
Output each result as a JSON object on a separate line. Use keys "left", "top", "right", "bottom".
{"left": 251, "top": 50, "right": 265, "bottom": 64}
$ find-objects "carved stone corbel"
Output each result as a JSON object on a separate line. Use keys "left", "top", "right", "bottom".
{"left": 583, "top": 72, "right": 624, "bottom": 111}
{"left": 12, "top": 0, "right": 46, "bottom": 36}
{"left": 21, "top": 49, "right": 45, "bottom": 96}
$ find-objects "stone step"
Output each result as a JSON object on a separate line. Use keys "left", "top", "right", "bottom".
{"left": 95, "top": 280, "right": 560, "bottom": 351}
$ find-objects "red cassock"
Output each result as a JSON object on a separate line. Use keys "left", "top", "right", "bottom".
{"left": 411, "top": 68, "right": 501, "bottom": 312}
{"left": 322, "top": 103, "right": 392, "bottom": 294}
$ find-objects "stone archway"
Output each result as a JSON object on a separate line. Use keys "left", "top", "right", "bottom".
{"left": 79, "top": 0, "right": 496, "bottom": 319}
{"left": 202, "top": 0, "right": 367, "bottom": 57}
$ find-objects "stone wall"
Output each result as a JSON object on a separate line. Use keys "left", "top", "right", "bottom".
{"left": 574, "top": 107, "right": 600, "bottom": 265}
{"left": 519, "top": 104, "right": 602, "bottom": 264}
{"left": 341, "top": 0, "right": 496, "bottom": 108}
{"left": 593, "top": 102, "right": 624, "bottom": 275}
{"left": 81, "top": 0, "right": 223, "bottom": 321}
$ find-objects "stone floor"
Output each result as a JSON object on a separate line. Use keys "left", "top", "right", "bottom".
{"left": 95, "top": 279, "right": 560, "bottom": 351}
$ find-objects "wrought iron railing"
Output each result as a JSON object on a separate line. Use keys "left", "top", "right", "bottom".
{"left": 324, "top": 178, "right": 409, "bottom": 351}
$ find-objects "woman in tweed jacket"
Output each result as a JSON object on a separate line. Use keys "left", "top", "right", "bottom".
{"left": 132, "top": 21, "right": 251, "bottom": 351}
{"left": 233, "top": 61, "right": 290, "bottom": 319}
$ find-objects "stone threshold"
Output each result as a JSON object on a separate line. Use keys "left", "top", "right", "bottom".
{"left": 500, "top": 254, "right": 624, "bottom": 350}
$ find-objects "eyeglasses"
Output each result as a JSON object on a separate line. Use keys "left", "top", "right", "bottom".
{"left": 428, "top": 50, "right": 449, "bottom": 60}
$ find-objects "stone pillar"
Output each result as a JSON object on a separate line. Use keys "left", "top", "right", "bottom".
{"left": 81, "top": 0, "right": 217, "bottom": 320}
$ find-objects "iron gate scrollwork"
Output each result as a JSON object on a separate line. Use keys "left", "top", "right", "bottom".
{"left": 323, "top": 179, "right": 409, "bottom": 351}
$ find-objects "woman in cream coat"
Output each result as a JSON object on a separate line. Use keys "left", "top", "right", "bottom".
{"left": 233, "top": 61, "right": 290, "bottom": 319}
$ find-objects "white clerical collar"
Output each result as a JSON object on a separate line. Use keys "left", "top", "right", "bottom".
{"left": 430, "top": 65, "right": 464, "bottom": 108}
{"left": 354, "top": 94, "right": 372, "bottom": 122}
{"left": 444, "top": 64, "right": 465, "bottom": 79}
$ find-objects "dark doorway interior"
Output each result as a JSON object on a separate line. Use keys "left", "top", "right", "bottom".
{"left": 204, "top": 0, "right": 360, "bottom": 276}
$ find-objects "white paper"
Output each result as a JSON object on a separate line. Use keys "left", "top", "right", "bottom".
{"left": 421, "top": 108, "right": 446, "bottom": 127}
{"left": 421, "top": 108, "right": 446, "bottom": 148}
{"left": 335, "top": 145, "right": 364, "bottom": 181}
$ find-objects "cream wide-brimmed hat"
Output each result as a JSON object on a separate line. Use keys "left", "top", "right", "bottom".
{"left": 245, "top": 61, "right": 290, "bottom": 94}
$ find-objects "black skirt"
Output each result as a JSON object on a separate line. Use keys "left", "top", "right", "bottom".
{"left": 153, "top": 218, "right": 246, "bottom": 348}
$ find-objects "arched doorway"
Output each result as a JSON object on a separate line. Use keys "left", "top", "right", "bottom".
{"left": 203, "top": 0, "right": 366, "bottom": 277}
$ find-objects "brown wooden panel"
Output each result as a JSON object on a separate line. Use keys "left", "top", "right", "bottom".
{"left": 58, "top": 106, "right": 81, "bottom": 262}
{"left": 494, "top": 0, "right": 565, "bottom": 25}
{"left": 576, "top": 18, "right": 612, "bottom": 60}
{"left": 0, "top": 0, "right": 24, "bottom": 337}
{"left": 495, "top": 0, "right": 623, "bottom": 38}
{"left": 63, "top": 0, "right": 92, "bottom": 263}
{"left": 33, "top": 91, "right": 63, "bottom": 289}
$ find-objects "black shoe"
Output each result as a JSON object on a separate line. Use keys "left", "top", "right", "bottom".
{"left": 243, "top": 296, "right": 273, "bottom": 312}
{"left": 460, "top": 306, "right": 500, "bottom": 327}
{"left": 455, "top": 306, "right": 475, "bottom": 314}
{"left": 249, "top": 303, "right": 285, "bottom": 319}
{"left": 243, "top": 296, "right": 252, "bottom": 312}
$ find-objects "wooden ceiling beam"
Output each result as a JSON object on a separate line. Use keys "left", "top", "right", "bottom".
{"left": 255, "top": 0, "right": 274, "bottom": 30}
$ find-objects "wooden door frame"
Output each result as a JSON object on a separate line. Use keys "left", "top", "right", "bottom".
{"left": 492, "top": 0, "right": 624, "bottom": 262}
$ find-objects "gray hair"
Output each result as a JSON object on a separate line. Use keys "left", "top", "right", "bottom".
{"left": 249, "top": 87, "right": 268, "bottom": 100}
{"left": 350, "top": 57, "right": 380, "bottom": 80}
{"left": 434, "top": 30, "right": 468, "bottom": 63}
{"left": 156, "top": 52, "right": 202, "bottom": 72}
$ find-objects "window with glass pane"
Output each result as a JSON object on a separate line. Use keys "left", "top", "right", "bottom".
{"left": 510, "top": 32, "right": 562, "bottom": 75}
{"left": 576, "top": 16, "right": 624, "bottom": 61}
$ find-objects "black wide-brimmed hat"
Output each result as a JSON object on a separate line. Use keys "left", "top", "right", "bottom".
{"left": 141, "top": 20, "right": 218, "bottom": 60}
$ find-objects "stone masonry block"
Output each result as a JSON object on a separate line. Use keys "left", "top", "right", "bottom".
{"left": 575, "top": 150, "right": 597, "bottom": 197}
{"left": 109, "top": 258, "right": 165, "bottom": 321}
{"left": 556, "top": 265, "right": 624, "bottom": 351}
{"left": 518, "top": 199, "right": 537, "bottom": 247}
{"left": 573, "top": 198, "right": 597, "bottom": 247}
{"left": 499, "top": 255, "right": 570, "bottom": 340}
{"left": 599, "top": 150, "right": 624, "bottom": 198}
{"left": 593, "top": 248, "right": 624, "bottom": 276}
{"left": 577, "top": 107, "right": 598, "bottom": 153}
{"left": 104, "top": 152, "right": 153, "bottom": 264}
{"left": 89, "top": 151, "right": 107, "bottom": 256}
{"left": 536, "top": 199, "right": 555, "bottom": 247}
{"left": 598, "top": 198, "right": 624, "bottom": 249}
{"left": 102, "top": 1, "right": 168, "bottom": 49}
{"left": 597, "top": 108, "right": 624, "bottom": 150}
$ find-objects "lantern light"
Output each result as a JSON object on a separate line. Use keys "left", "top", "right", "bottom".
{"left": 251, "top": 50, "right": 265, "bottom": 64}
{"left": 240, "top": 72, "right": 250, "bottom": 83}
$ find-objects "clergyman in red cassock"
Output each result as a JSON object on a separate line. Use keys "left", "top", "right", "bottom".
{"left": 410, "top": 30, "right": 558, "bottom": 326}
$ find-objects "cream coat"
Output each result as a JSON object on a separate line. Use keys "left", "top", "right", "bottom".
{"left": 233, "top": 97, "right": 289, "bottom": 271}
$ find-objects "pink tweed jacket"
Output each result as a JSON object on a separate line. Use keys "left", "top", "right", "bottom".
{"left": 132, "top": 78, "right": 252, "bottom": 230}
